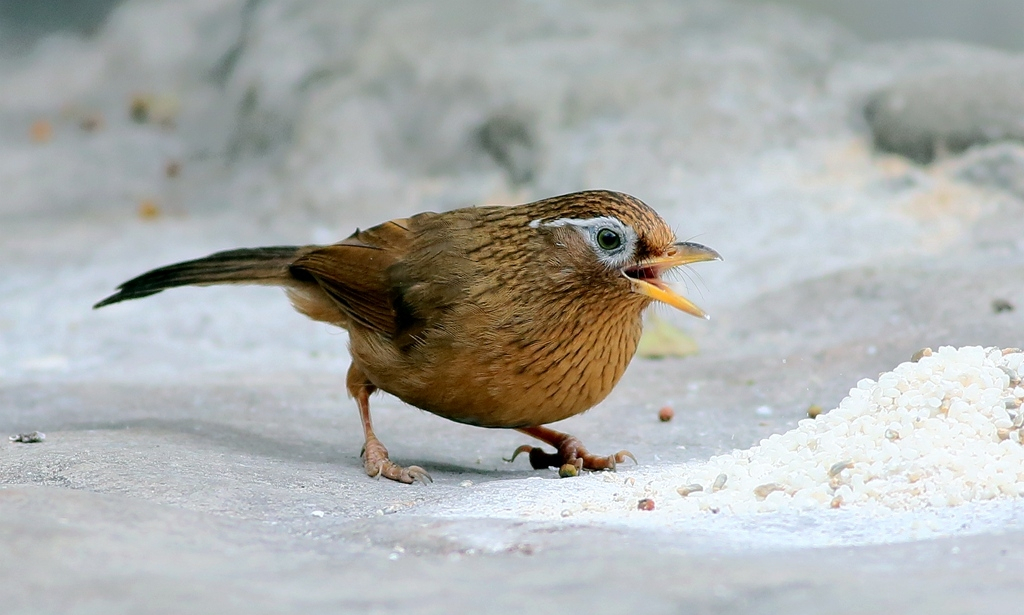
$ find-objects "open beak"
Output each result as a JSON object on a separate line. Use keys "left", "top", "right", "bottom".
{"left": 623, "top": 241, "right": 721, "bottom": 319}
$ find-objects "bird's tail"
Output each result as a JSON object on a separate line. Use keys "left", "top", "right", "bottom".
{"left": 93, "top": 246, "right": 310, "bottom": 308}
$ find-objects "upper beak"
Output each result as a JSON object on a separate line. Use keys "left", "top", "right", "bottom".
{"left": 624, "top": 241, "right": 722, "bottom": 319}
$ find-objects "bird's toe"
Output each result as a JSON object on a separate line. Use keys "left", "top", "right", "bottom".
{"left": 506, "top": 432, "right": 637, "bottom": 474}
{"left": 505, "top": 445, "right": 566, "bottom": 470}
{"left": 405, "top": 465, "right": 433, "bottom": 485}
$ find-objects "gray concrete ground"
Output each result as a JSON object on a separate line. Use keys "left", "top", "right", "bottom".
{"left": 3, "top": 1, "right": 1024, "bottom": 613}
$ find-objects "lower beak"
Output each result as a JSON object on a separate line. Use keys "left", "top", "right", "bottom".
{"left": 626, "top": 241, "right": 721, "bottom": 319}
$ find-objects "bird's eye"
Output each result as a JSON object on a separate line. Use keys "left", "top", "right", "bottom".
{"left": 596, "top": 228, "right": 622, "bottom": 251}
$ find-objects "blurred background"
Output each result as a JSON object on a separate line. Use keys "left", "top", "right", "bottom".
{"left": 748, "top": 0, "right": 1023, "bottom": 50}
{"left": 1, "top": 0, "right": 1023, "bottom": 392}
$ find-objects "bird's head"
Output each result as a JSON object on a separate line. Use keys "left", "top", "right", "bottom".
{"left": 527, "top": 191, "right": 721, "bottom": 319}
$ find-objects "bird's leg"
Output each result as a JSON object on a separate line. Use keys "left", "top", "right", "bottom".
{"left": 508, "top": 425, "right": 636, "bottom": 472}
{"left": 347, "top": 365, "right": 431, "bottom": 484}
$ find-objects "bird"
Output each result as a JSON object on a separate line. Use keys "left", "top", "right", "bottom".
{"left": 94, "top": 190, "right": 720, "bottom": 484}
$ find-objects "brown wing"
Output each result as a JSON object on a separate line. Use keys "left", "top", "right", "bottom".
{"left": 290, "top": 219, "right": 419, "bottom": 336}
{"left": 293, "top": 208, "right": 490, "bottom": 345}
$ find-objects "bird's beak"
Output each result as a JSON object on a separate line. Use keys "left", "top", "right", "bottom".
{"left": 624, "top": 241, "right": 721, "bottom": 319}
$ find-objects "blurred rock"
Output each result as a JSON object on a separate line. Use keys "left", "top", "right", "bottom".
{"left": 954, "top": 143, "right": 1024, "bottom": 199}
{"left": 477, "top": 112, "right": 536, "bottom": 187}
{"left": 864, "top": 60, "right": 1024, "bottom": 163}
{"left": 274, "top": 0, "right": 852, "bottom": 220}
{"left": 0, "top": 0, "right": 123, "bottom": 54}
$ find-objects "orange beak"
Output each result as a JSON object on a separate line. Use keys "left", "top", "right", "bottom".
{"left": 623, "top": 241, "right": 721, "bottom": 319}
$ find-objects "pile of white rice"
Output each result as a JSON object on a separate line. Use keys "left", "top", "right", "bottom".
{"left": 666, "top": 346, "right": 1024, "bottom": 513}
{"left": 422, "top": 346, "right": 1024, "bottom": 546}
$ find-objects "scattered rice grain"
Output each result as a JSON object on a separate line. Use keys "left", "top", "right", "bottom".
{"left": 753, "top": 483, "right": 785, "bottom": 500}
{"left": 828, "top": 460, "right": 853, "bottom": 477}
{"left": 677, "top": 484, "right": 703, "bottom": 497}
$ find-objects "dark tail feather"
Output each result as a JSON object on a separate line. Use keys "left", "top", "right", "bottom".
{"left": 94, "top": 246, "right": 308, "bottom": 309}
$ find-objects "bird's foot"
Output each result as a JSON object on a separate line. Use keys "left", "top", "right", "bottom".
{"left": 362, "top": 437, "right": 432, "bottom": 484}
{"left": 506, "top": 431, "right": 636, "bottom": 473}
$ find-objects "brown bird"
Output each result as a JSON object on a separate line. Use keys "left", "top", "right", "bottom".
{"left": 95, "top": 190, "right": 720, "bottom": 484}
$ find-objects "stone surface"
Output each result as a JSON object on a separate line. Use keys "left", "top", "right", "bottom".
{"left": 5, "top": 485, "right": 1024, "bottom": 615}
{"left": 3, "top": 1, "right": 1024, "bottom": 613}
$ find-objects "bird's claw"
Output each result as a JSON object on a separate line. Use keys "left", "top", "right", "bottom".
{"left": 615, "top": 450, "right": 638, "bottom": 466}
{"left": 505, "top": 445, "right": 567, "bottom": 470}
{"left": 405, "top": 465, "right": 433, "bottom": 485}
{"left": 367, "top": 459, "right": 432, "bottom": 484}
{"left": 503, "top": 444, "right": 536, "bottom": 464}
{"left": 362, "top": 437, "right": 432, "bottom": 484}
{"left": 505, "top": 437, "right": 637, "bottom": 474}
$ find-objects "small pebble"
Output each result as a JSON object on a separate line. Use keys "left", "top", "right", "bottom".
{"left": 807, "top": 404, "right": 823, "bottom": 418}
{"left": 992, "top": 299, "right": 1014, "bottom": 314}
{"left": 558, "top": 464, "right": 578, "bottom": 478}
{"left": 138, "top": 200, "right": 161, "bottom": 220}
{"left": 637, "top": 498, "right": 655, "bottom": 511}
{"left": 79, "top": 114, "right": 104, "bottom": 132}
{"left": 130, "top": 95, "right": 151, "bottom": 123}
{"left": 711, "top": 473, "right": 728, "bottom": 492}
{"left": 830, "top": 496, "right": 843, "bottom": 509}
{"left": 657, "top": 406, "right": 674, "bottom": 422}
{"left": 29, "top": 120, "right": 53, "bottom": 143}
{"left": 10, "top": 432, "right": 45, "bottom": 443}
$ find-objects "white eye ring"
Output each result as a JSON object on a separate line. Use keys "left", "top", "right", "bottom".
{"left": 529, "top": 216, "right": 637, "bottom": 270}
